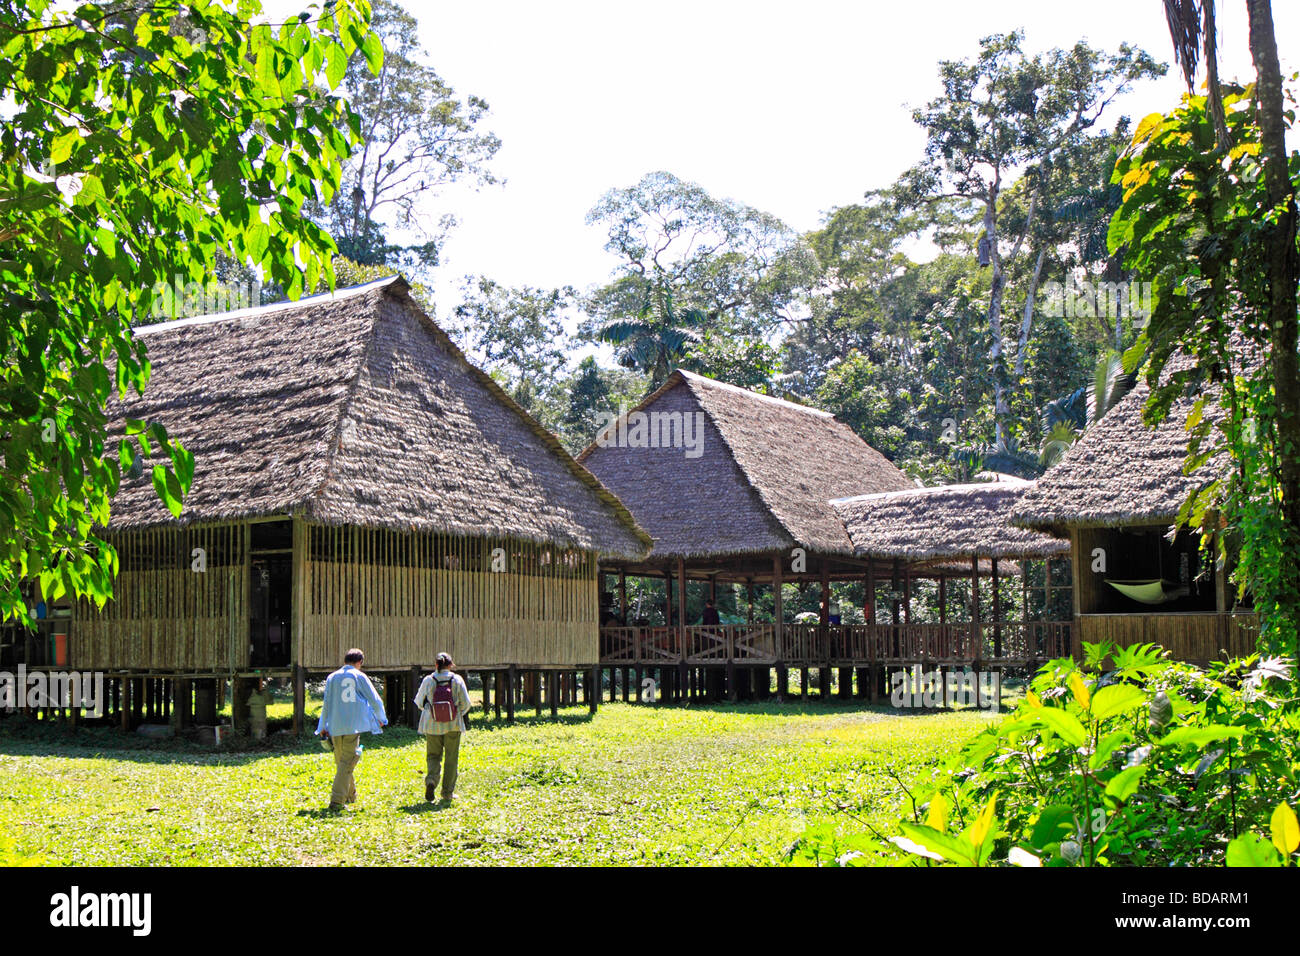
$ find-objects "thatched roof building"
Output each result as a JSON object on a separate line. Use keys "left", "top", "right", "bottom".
{"left": 833, "top": 477, "right": 1068, "bottom": 562}
{"left": 115, "top": 276, "right": 648, "bottom": 559}
{"left": 1010, "top": 384, "right": 1218, "bottom": 532}
{"left": 576, "top": 370, "right": 911, "bottom": 560}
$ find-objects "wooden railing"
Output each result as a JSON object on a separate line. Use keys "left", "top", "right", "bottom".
{"left": 683, "top": 625, "right": 777, "bottom": 663}
{"left": 601, "top": 621, "right": 1074, "bottom": 666}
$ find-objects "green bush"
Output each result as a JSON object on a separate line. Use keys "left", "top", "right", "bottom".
{"left": 879, "top": 642, "right": 1299, "bottom": 866}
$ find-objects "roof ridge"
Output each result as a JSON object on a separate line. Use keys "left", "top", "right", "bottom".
{"left": 132, "top": 275, "right": 404, "bottom": 336}
{"left": 831, "top": 478, "right": 1030, "bottom": 506}
{"left": 678, "top": 369, "right": 834, "bottom": 417}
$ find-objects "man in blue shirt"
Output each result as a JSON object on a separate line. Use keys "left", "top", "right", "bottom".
{"left": 316, "top": 648, "right": 388, "bottom": 811}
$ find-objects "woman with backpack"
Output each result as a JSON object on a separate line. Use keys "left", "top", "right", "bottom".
{"left": 413, "top": 652, "right": 473, "bottom": 803}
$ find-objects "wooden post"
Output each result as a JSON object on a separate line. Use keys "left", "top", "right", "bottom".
{"left": 664, "top": 568, "right": 673, "bottom": 630}
{"left": 120, "top": 677, "right": 131, "bottom": 732}
{"left": 746, "top": 579, "right": 755, "bottom": 624}
{"left": 677, "top": 558, "right": 688, "bottom": 663}
{"left": 992, "top": 558, "right": 1002, "bottom": 659}
{"left": 588, "top": 666, "right": 599, "bottom": 714}
{"left": 772, "top": 553, "right": 784, "bottom": 665}
{"left": 548, "top": 671, "right": 558, "bottom": 719}
{"left": 971, "top": 556, "right": 982, "bottom": 664}
{"left": 505, "top": 665, "right": 516, "bottom": 723}
{"left": 819, "top": 558, "right": 831, "bottom": 683}
{"left": 291, "top": 516, "right": 307, "bottom": 697}
{"left": 407, "top": 666, "right": 421, "bottom": 730}
{"left": 494, "top": 671, "right": 504, "bottom": 720}
{"left": 903, "top": 565, "right": 912, "bottom": 624}
{"left": 293, "top": 665, "right": 307, "bottom": 735}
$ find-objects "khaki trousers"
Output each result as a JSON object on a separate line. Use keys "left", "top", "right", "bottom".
{"left": 425, "top": 731, "right": 462, "bottom": 798}
{"left": 330, "top": 733, "right": 361, "bottom": 806}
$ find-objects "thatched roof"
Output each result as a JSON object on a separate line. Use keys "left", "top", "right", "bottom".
{"left": 109, "top": 276, "right": 650, "bottom": 559}
{"left": 833, "top": 477, "right": 1069, "bottom": 561}
{"left": 576, "top": 370, "right": 912, "bottom": 559}
{"left": 1011, "top": 383, "right": 1217, "bottom": 531}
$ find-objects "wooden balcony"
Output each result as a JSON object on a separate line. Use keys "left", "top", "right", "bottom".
{"left": 600, "top": 621, "right": 1073, "bottom": 668}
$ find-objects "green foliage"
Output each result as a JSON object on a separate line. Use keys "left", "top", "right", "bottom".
{"left": 450, "top": 277, "right": 573, "bottom": 411}
{"left": 1226, "top": 801, "right": 1299, "bottom": 866}
{"left": 0, "top": 0, "right": 377, "bottom": 623}
{"left": 1110, "top": 88, "right": 1300, "bottom": 655}
{"left": 592, "top": 281, "right": 709, "bottom": 388}
{"left": 881, "top": 642, "right": 1299, "bottom": 867}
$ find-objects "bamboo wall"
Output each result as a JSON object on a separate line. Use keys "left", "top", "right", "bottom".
{"left": 1078, "top": 612, "right": 1259, "bottom": 662}
{"left": 73, "top": 521, "right": 602, "bottom": 672}
{"left": 74, "top": 524, "right": 250, "bottom": 671}
{"left": 298, "top": 523, "right": 600, "bottom": 670}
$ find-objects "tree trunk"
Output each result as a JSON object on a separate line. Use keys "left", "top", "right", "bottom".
{"left": 984, "top": 188, "right": 1010, "bottom": 445}
{"left": 1247, "top": 0, "right": 1300, "bottom": 638}
{"left": 1014, "top": 248, "right": 1047, "bottom": 380}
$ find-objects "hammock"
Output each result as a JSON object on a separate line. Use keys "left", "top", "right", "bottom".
{"left": 1106, "top": 579, "right": 1189, "bottom": 605}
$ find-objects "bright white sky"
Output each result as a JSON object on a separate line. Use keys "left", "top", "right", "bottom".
{"left": 275, "top": 0, "right": 1298, "bottom": 318}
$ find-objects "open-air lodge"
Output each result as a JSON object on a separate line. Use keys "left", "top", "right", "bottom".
{"left": 6, "top": 276, "right": 1262, "bottom": 729}
{"left": 1011, "top": 379, "right": 1258, "bottom": 663}
{"left": 9, "top": 276, "right": 651, "bottom": 729}
{"left": 577, "top": 371, "right": 1074, "bottom": 702}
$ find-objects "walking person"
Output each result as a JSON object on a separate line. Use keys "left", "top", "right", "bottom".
{"left": 413, "top": 652, "right": 473, "bottom": 804}
{"left": 316, "top": 648, "right": 388, "bottom": 811}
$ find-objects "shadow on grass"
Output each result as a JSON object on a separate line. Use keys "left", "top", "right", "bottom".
{"left": 399, "top": 800, "right": 451, "bottom": 814}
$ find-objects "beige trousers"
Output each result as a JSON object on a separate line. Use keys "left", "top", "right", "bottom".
{"left": 330, "top": 733, "right": 361, "bottom": 806}
{"left": 425, "top": 731, "right": 462, "bottom": 798}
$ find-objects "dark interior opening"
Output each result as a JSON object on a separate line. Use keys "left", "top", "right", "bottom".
{"left": 249, "top": 520, "right": 294, "bottom": 668}
{"left": 1095, "top": 526, "right": 1216, "bottom": 614}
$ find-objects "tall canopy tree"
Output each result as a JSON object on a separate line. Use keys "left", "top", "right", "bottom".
{"left": 902, "top": 31, "right": 1162, "bottom": 444}
{"left": 583, "top": 170, "right": 818, "bottom": 387}
{"left": 321, "top": 0, "right": 500, "bottom": 271}
{"left": 0, "top": 0, "right": 378, "bottom": 622}
{"left": 450, "top": 277, "right": 573, "bottom": 414}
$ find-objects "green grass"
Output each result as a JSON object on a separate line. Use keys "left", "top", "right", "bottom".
{"left": 0, "top": 701, "right": 998, "bottom": 865}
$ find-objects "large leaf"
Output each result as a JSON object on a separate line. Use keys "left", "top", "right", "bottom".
{"left": 1090, "top": 684, "right": 1146, "bottom": 722}
{"left": 1158, "top": 725, "right": 1245, "bottom": 748}
{"left": 1270, "top": 803, "right": 1299, "bottom": 858}
{"left": 1033, "top": 708, "right": 1089, "bottom": 748}
{"left": 1225, "top": 833, "right": 1281, "bottom": 868}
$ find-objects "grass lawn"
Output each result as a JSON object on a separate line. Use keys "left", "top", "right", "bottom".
{"left": 0, "top": 701, "right": 999, "bottom": 866}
